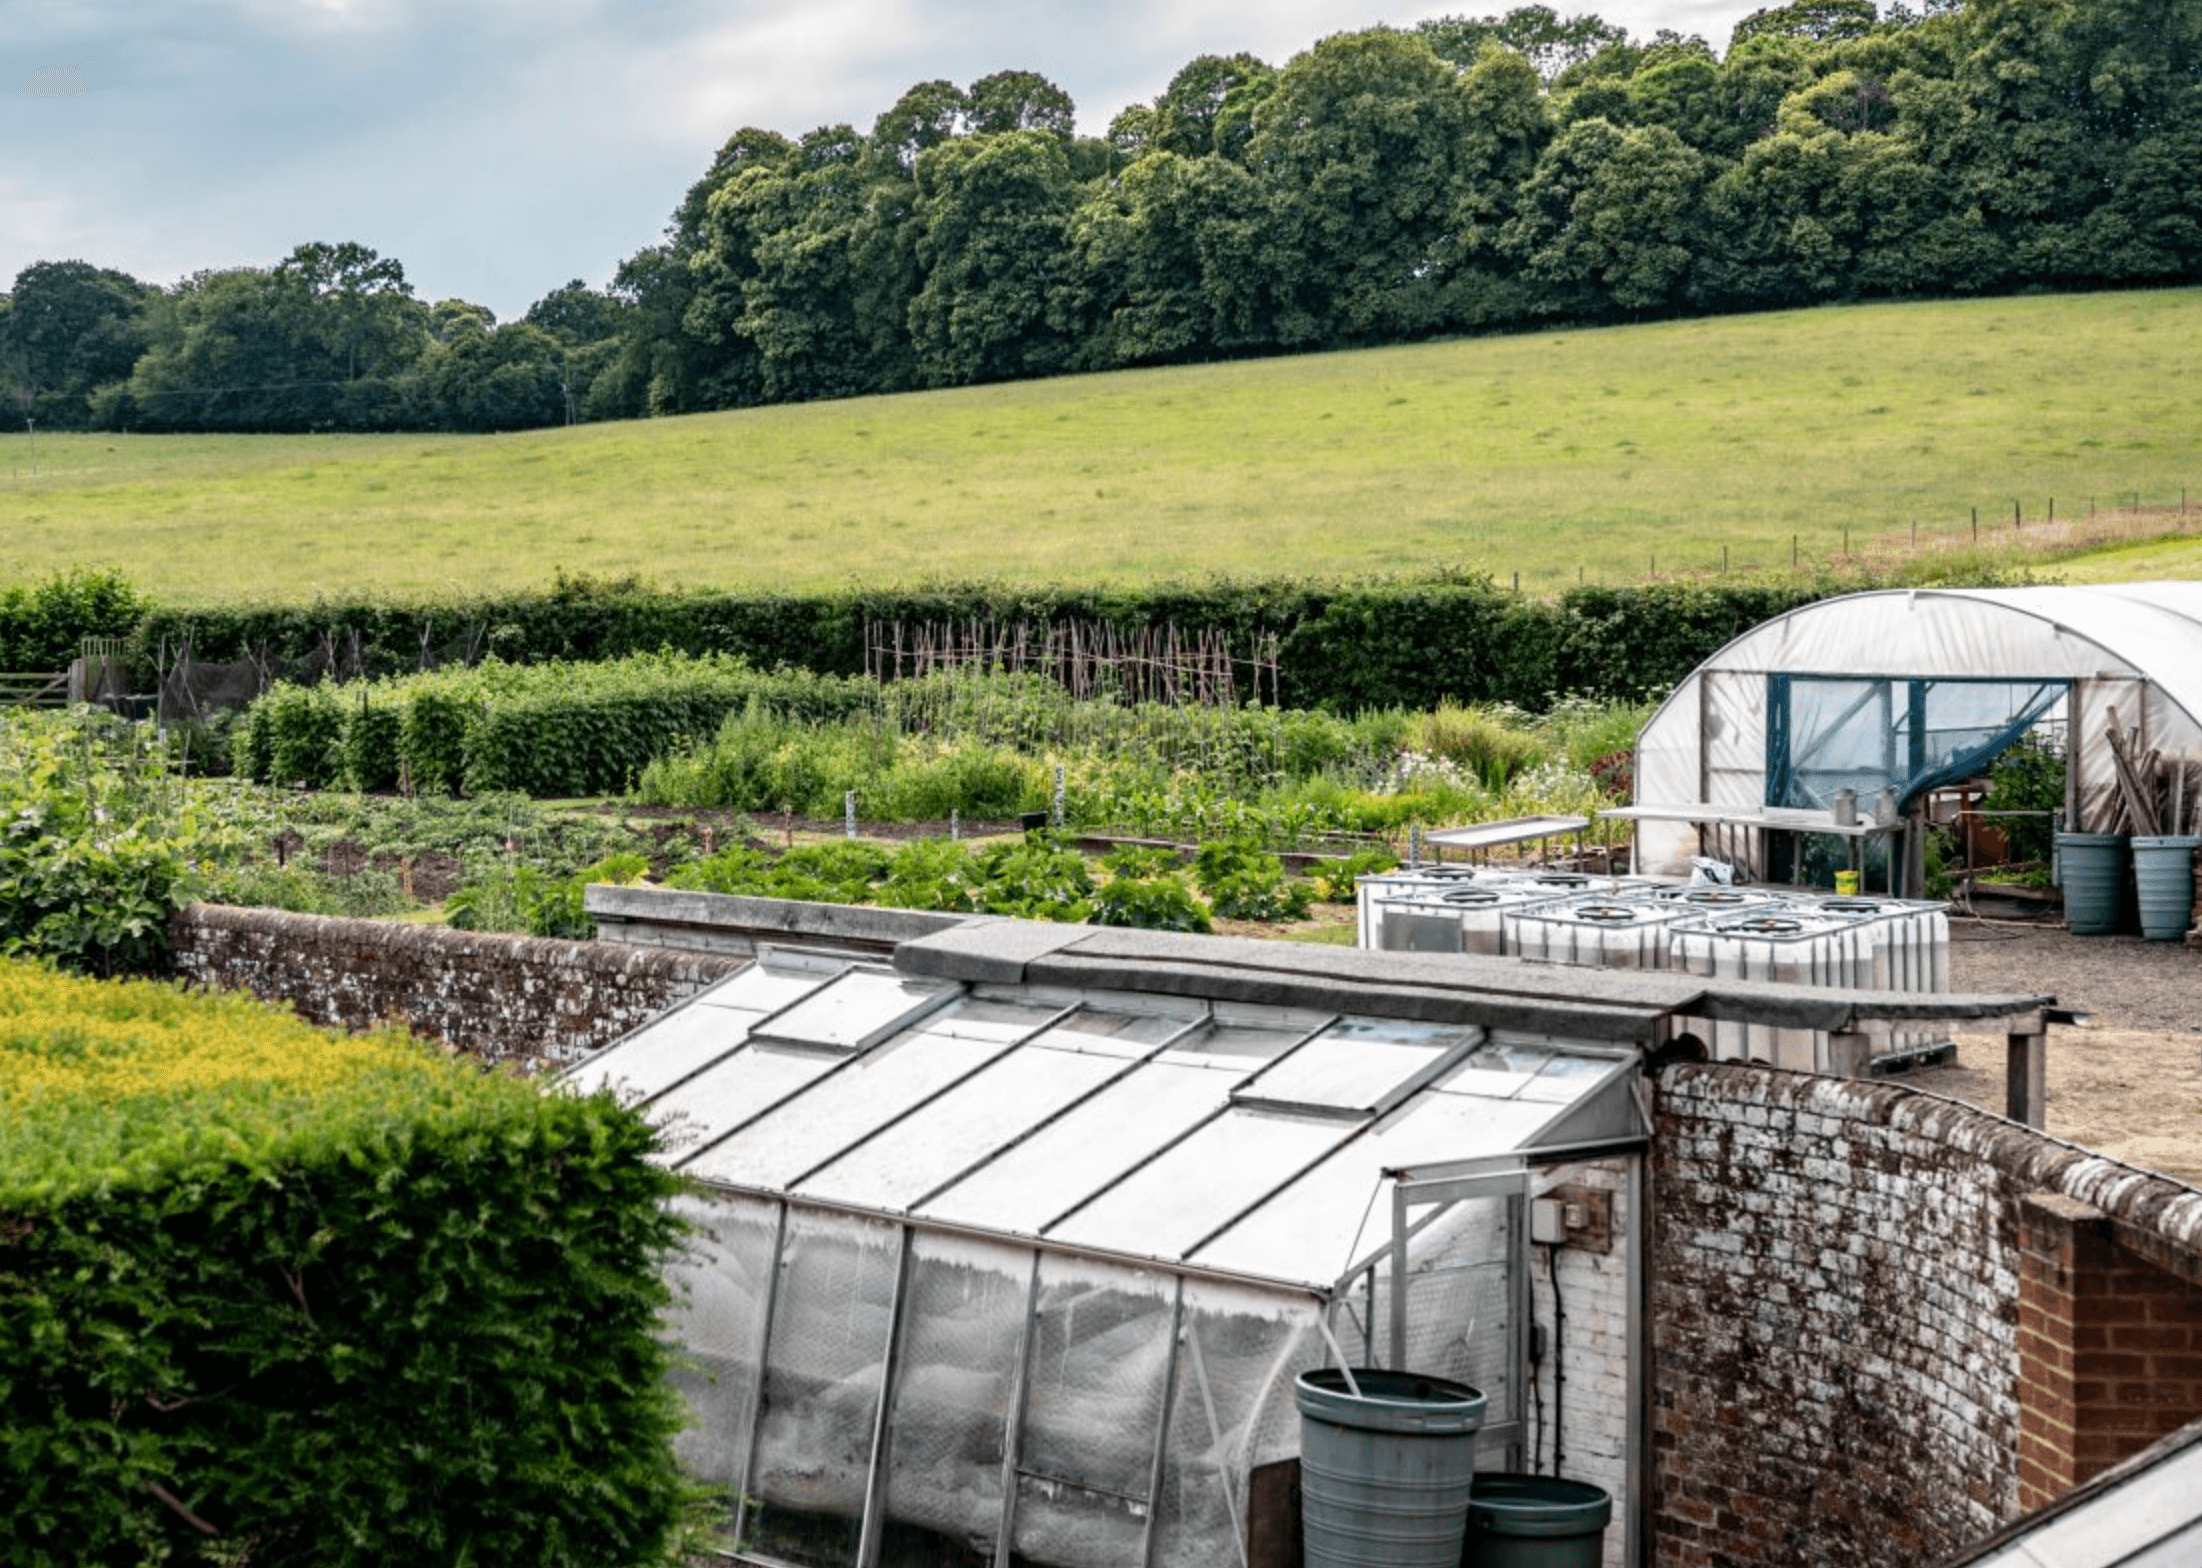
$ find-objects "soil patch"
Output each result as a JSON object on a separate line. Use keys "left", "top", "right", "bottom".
{"left": 1911, "top": 915, "right": 2202, "bottom": 1183}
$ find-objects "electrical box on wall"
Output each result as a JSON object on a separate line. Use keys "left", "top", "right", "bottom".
{"left": 1531, "top": 1185, "right": 1615, "bottom": 1253}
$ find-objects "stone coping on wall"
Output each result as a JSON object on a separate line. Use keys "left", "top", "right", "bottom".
{"left": 1661, "top": 1063, "right": 2202, "bottom": 1275}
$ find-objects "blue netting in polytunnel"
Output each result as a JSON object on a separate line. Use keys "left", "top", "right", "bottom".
{"left": 1767, "top": 675, "right": 2065, "bottom": 814}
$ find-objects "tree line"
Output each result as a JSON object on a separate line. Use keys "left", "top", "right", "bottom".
{"left": 4, "top": 0, "right": 2197, "bottom": 434}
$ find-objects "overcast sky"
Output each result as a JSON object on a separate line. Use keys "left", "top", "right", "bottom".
{"left": 7, "top": 0, "right": 1768, "bottom": 322}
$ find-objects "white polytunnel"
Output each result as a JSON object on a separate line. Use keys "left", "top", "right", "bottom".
{"left": 1625, "top": 583, "right": 2202, "bottom": 884}
{"left": 563, "top": 915, "right": 2051, "bottom": 1568}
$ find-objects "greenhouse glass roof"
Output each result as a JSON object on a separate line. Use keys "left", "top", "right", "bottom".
{"left": 566, "top": 942, "right": 1646, "bottom": 1293}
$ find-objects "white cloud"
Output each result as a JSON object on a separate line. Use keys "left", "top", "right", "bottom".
{"left": 2, "top": 0, "right": 1771, "bottom": 319}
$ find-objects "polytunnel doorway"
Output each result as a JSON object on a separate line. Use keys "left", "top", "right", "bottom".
{"left": 1760, "top": 673, "right": 2068, "bottom": 888}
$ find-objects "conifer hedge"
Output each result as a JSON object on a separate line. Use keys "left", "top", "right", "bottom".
{"left": 0, "top": 962, "right": 691, "bottom": 1567}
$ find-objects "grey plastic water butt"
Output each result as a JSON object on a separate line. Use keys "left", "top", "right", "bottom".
{"left": 1464, "top": 1473, "right": 1614, "bottom": 1568}
{"left": 2132, "top": 835, "right": 2200, "bottom": 941}
{"left": 2055, "top": 832, "right": 2129, "bottom": 936}
{"left": 1295, "top": 1369, "right": 1487, "bottom": 1568}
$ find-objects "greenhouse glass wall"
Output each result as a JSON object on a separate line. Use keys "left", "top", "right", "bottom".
{"left": 566, "top": 929, "right": 1653, "bottom": 1568}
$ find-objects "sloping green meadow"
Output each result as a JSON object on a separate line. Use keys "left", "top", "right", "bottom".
{"left": 4, "top": 288, "right": 2198, "bottom": 602}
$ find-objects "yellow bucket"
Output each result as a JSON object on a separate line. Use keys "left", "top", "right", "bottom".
{"left": 1834, "top": 869, "right": 1862, "bottom": 895}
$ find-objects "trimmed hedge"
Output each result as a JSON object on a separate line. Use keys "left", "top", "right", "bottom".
{"left": 235, "top": 653, "right": 878, "bottom": 796}
{"left": 0, "top": 565, "right": 2045, "bottom": 715}
{"left": 130, "top": 572, "right": 1877, "bottom": 712}
{"left": 0, "top": 961, "right": 691, "bottom": 1567}
{"left": 0, "top": 567, "right": 149, "bottom": 672}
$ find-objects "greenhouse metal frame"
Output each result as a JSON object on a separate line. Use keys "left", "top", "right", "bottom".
{"left": 567, "top": 932, "right": 1654, "bottom": 1568}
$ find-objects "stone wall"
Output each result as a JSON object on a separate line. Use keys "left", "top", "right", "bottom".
{"left": 172, "top": 903, "right": 742, "bottom": 1068}
{"left": 1652, "top": 1065, "right": 2202, "bottom": 1568}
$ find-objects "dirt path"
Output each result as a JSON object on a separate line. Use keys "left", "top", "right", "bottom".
{"left": 1910, "top": 919, "right": 2202, "bottom": 1182}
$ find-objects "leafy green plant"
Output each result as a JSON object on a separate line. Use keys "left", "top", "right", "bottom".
{"left": 968, "top": 831, "right": 1094, "bottom": 921}
{"left": 876, "top": 838, "right": 980, "bottom": 913}
{"left": 1193, "top": 840, "right": 1312, "bottom": 923}
{"left": 1092, "top": 872, "right": 1213, "bottom": 932}
{"left": 446, "top": 850, "right": 650, "bottom": 938}
{"left": 1311, "top": 847, "right": 1398, "bottom": 902}
{"left": 1980, "top": 730, "right": 2066, "bottom": 866}
{"left": 0, "top": 710, "right": 206, "bottom": 975}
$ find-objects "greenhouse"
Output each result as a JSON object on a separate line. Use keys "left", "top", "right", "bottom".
{"left": 567, "top": 922, "right": 1672, "bottom": 1568}
{"left": 1625, "top": 583, "right": 2202, "bottom": 885}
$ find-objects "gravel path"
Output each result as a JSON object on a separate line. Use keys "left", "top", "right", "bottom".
{"left": 1946, "top": 918, "right": 2200, "bottom": 1033}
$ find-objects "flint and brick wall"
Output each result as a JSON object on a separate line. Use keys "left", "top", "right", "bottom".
{"left": 172, "top": 903, "right": 742, "bottom": 1067}
{"left": 1652, "top": 1065, "right": 2202, "bottom": 1568}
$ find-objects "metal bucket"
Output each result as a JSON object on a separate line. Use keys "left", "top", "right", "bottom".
{"left": 2132, "top": 835, "right": 2200, "bottom": 941}
{"left": 2055, "top": 832, "right": 2129, "bottom": 936}
{"left": 1463, "top": 1473, "right": 1614, "bottom": 1568}
{"left": 1295, "top": 1369, "right": 1486, "bottom": 1568}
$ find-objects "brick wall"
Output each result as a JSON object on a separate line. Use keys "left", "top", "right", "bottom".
{"left": 2017, "top": 1191, "right": 2202, "bottom": 1510}
{"left": 173, "top": 904, "right": 742, "bottom": 1068}
{"left": 1652, "top": 1065, "right": 2202, "bottom": 1568}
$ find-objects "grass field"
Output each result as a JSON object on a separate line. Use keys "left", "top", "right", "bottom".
{"left": 4, "top": 289, "right": 2199, "bottom": 603}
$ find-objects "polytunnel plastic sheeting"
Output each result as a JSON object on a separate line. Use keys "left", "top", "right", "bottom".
{"left": 1629, "top": 586, "right": 2202, "bottom": 865}
{"left": 1767, "top": 674, "right": 2065, "bottom": 814}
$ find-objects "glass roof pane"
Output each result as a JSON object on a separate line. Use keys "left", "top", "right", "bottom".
{"left": 563, "top": 1003, "right": 758, "bottom": 1103}
{"left": 1515, "top": 1052, "right": 1623, "bottom": 1104}
{"left": 651, "top": 1044, "right": 845, "bottom": 1159}
{"left": 1032, "top": 1007, "right": 1189, "bottom": 1058}
{"left": 1193, "top": 1093, "right": 1562, "bottom": 1284}
{"left": 683, "top": 1026, "right": 1015, "bottom": 1189}
{"left": 757, "top": 968, "right": 954, "bottom": 1050}
{"left": 796, "top": 1045, "right": 1131, "bottom": 1211}
{"left": 1238, "top": 1018, "right": 1479, "bottom": 1113}
{"left": 1048, "top": 1108, "right": 1353, "bottom": 1261}
{"left": 694, "top": 955, "right": 843, "bottom": 1016}
{"left": 922, "top": 1061, "right": 1237, "bottom": 1235}
{"left": 918, "top": 995, "right": 1064, "bottom": 1043}
{"left": 1433, "top": 1041, "right": 1556, "bottom": 1102}
{"left": 1157, "top": 1020, "right": 1312, "bottom": 1067}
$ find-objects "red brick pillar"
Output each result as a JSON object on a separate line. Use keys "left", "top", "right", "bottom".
{"left": 2017, "top": 1191, "right": 2202, "bottom": 1513}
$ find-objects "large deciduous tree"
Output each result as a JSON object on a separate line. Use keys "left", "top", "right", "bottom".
{"left": 1246, "top": 29, "right": 1485, "bottom": 345}
{"left": 909, "top": 130, "right": 1079, "bottom": 385}
{"left": 3, "top": 261, "right": 152, "bottom": 427}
